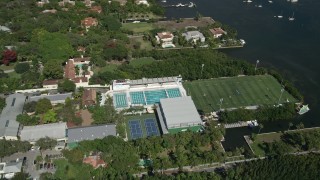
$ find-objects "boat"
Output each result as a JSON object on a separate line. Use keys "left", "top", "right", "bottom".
{"left": 240, "top": 39, "right": 246, "bottom": 45}
{"left": 268, "top": 0, "right": 273, "bottom": 3}
{"left": 188, "top": 2, "right": 196, "bottom": 7}
{"left": 289, "top": 12, "right": 295, "bottom": 21}
{"left": 247, "top": 0, "right": 253, "bottom": 3}
{"left": 277, "top": 11, "right": 283, "bottom": 18}
{"left": 176, "top": 3, "right": 185, "bottom": 7}
{"left": 161, "top": 0, "right": 166, "bottom": 2}
{"left": 247, "top": 120, "right": 259, "bottom": 127}
{"left": 297, "top": 104, "right": 310, "bottom": 115}
{"left": 258, "top": 4, "right": 262, "bottom": 7}
{"left": 291, "top": 0, "right": 298, "bottom": 3}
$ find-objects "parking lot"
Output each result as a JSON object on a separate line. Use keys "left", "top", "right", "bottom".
{"left": 2, "top": 149, "right": 63, "bottom": 179}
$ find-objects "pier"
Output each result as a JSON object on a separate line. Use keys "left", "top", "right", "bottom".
{"left": 224, "top": 121, "right": 248, "bottom": 129}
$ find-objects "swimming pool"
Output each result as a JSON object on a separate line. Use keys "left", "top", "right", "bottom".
{"left": 166, "top": 88, "right": 181, "bottom": 98}
{"left": 130, "top": 91, "right": 146, "bottom": 105}
{"left": 144, "top": 90, "right": 168, "bottom": 105}
{"left": 114, "top": 93, "right": 128, "bottom": 108}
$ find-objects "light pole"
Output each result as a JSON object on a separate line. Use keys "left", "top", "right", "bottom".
{"left": 277, "top": 88, "right": 284, "bottom": 105}
{"left": 255, "top": 60, "right": 260, "bottom": 73}
{"left": 200, "top": 64, "right": 205, "bottom": 79}
{"left": 219, "top": 98, "right": 224, "bottom": 111}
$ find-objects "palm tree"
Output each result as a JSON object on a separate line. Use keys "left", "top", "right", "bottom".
{"left": 288, "top": 122, "right": 293, "bottom": 131}
{"left": 258, "top": 123, "right": 264, "bottom": 134}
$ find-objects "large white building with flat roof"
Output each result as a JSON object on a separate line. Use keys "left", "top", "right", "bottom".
{"left": 157, "top": 96, "right": 203, "bottom": 134}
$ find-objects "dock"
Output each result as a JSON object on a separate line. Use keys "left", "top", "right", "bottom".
{"left": 224, "top": 121, "right": 248, "bottom": 129}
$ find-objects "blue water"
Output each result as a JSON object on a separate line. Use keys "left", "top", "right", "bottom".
{"left": 145, "top": 90, "right": 168, "bottom": 105}
{"left": 130, "top": 91, "right": 146, "bottom": 105}
{"left": 114, "top": 93, "right": 128, "bottom": 108}
{"left": 167, "top": 88, "right": 181, "bottom": 98}
{"left": 164, "top": 0, "right": 320, "bottom": 149}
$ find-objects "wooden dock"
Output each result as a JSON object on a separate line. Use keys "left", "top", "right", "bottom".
{"left": 224, "top": 121, "right": 248, "bottom": 129}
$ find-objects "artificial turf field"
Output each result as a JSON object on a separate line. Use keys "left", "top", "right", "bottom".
{"left": 183, "top": 75, "right": 298, "bottom": 113}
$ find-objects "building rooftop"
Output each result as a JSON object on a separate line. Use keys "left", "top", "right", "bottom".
{"left": 82, "top": 89, "right": 96, "bottom": 106}
{"left": 128, "top": 76, "right": 179, "bottom": 86}
{"left": 209, "top": 27, "right": 226, "bottom": 35}
{"left": 29, "top": 93, "right": 72, "bottom": 103}
{"left": 0, "top": 94, "right": 26, "bottom": 138}
{"left": 43, "top": 79, "right": 59, "bottom": 86}
{"left": 157, "top": 32, "right": 174, "bottom": 39}
{"left": 67, "top": 124, "right": 116, "bottom": 144}
{"left": 83, "top": 155, "right": 106, "bottom": 169}
{"left": 81, "top": 17, "right": 98, "bottom": 27}
{"left": 182, "top": 31, "right": 205, "bottom": 40}
{"left": 159, "top": 96, "right": 202, "bottom": 128}
{"left": 20, "top": 122, "right": 67, "bottom": 142}
{"left": 0, "top": 161, "right": 22, "bottom": 174}
{"left": 64, "top": 59, "right": 76, "bottom": 79}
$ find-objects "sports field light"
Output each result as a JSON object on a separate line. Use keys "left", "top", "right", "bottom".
{"left": 277, "top": 88, "right": 284, "bottom": 105}
{"left": 219, "top": 98, "right": 224, "bottom": 111}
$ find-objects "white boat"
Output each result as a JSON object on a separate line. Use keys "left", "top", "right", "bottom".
{"left": 240, "top": 39, "right": 246, "bottom": 45}
{"left": 291, "top": 0, "right": 298, "bottom": 3}
{"left": 258, "top": 4, "right": 262, "bottom": 7}
{"left": 289, "top": 12, "right": 295, "bottom": 21}
{"left": 268, "top": 0, "right": 273, "bottom": 3}
{"left": 247, "top": 120, "right": 259, "bottom": 127}
{"left": 247, "top": 0, "right": 253, "bottom": 3}
{"left": 161, "top": 0, "right": 166, "bottom": 2}
{"left": 176, "top": 3, "right": 185, "bottom": 7}
{"left": 188, "top": 2, "right": 196, "bottom": 7}
{"left": 298, "top": 104, "right": 310, "bottom": 115}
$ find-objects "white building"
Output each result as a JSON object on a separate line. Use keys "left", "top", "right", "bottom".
{"left": 182, "top": 31, "right": 206, "bottom": 44}
{"left": 136, "top": 0, "right": 149, "bottom": 6}
{"left": 0, "top": 160, "right": 22, "bottom": 179}
{"left": 155, "top": 32, "right": 175, "bottom": 48}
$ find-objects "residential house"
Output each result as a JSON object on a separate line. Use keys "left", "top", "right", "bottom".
{"left": 155, "top": 32, "right": 175, "bottom": 48}
{"left": 83, "top": 0, "right": 95, "bottom": 7}
{"left": 42, "top": 9, "right": 57, "bottom": 14}
{"left": 77, "top": 46, "right": 86, "bottom": 53}
{"left": 0, "top": 160, "right": 22, "bottom": 179}
{"left": 58, "top": 0, "right": 75, "bottom": 7}
{"left": 19, "top": 122, "right": 67, "bottom": 144}
{"left": 136, "top": 0, "right": 149, "bottom": 6}
{"left": 42, "top": 79, "right": 59, "bottom": 89}
{"left": 64, "top": 57, "right": 93, "bottom": 87}
{"left": 36, "top": 0, "right": 50, "bottom": 7}
{"left": 82, "top": 89, "right": 96, "bottom": 107}
{"left": 28, "top": 93, "right": 73, "bottom": 105}
{"left": 182, "top": 31, "right": 206, "bottom": 44}
{"left": 209, "top": 27, "right": 227, "bottom": 38}
{"left": 67, "top": 124, "right": 116, "bottom": 148}
{"left": 90, "top": 6, "right": 102, "bottom": 14}
{"left": 83, "top": 153, "right": 106, "bottom": 169}
{"left": 0, "top": 94, "right": 27, "bottom": 140}
{"left": 0, "top": 26, "right": 11, "bottom": 33}
{"left": 81, "top": 17, "right": 98, "bottom": 32}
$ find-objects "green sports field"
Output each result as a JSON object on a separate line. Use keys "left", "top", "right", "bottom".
{"left": 183, "top": 75, "right": 298, "bottom": 113}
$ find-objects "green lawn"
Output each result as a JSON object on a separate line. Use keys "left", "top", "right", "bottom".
{"left": 93, "top": 64, "right": 119, "bottom": 74}
{"left": 54, "top": 159, "right": 91, "bottom": 180}
{"left": 183, "top": 75, "right": 298, "bottom": 113}
{"left": 250, "top": 132, "right": 282, "bottom": 156}
{"left": 122, "top": 22, "right": 155, "bottom": 33}
{"left": 130, "top": 57, "right": 155, "bottom": 67}
{"left": 7, "top": 71, "right": 20, "bottom": 78}
{"left": 130, "top": 36, "right": 153, "bottom": 50}
{"left": 125, "top": 113, "right": 160, "bottom": 140}
{"left": 0, "top": 63, "right": 16, "bottom": 71}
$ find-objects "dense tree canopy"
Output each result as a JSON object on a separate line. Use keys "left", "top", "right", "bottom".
{"left": 0, "top": 140, "right": 31, "bottom": 159}
{"left": 43, "top": 61, "right": 64, "bottom": 79}
{"left": 14, "top": 62, "right": 30, "bottom": 74}
{"left": 0, "top": 97, "right": 5, "bottom": 111}
{"left": 58, "top": 79, "right": 76, "bottom": 93}
{"left": 16, "top": 114, "right": 39, "bottom": 126}
{"left": 35, "top": 98, "right": 52, "bottom": 114}
{"left": 36, "top": 137, "right": 57, "bottom": 150}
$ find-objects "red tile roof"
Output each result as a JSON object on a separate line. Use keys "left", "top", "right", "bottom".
{"left": 209, "top": 27, "right": 226, "bottom": 35}
{"left": 73, "top": 77, "right": 88, "bottom": 83}
{"left": 73, "top": 57, "right": 91, "bottom": 63}
{"left": 81, "top": 17, "right": 98, "bottom": 27}
{"left": 83, "top": 155, "right": 106, "bottom": 169}
{"left": 91, "top": 6, "right": 102, "bottom": 13}
{"left": 157, "top": 32, "right": 174, "bottom": 39}
{"left": 43, "top": 79, "right": 59, "bottom": 86}
{"left": 82, "top": 89, "right": 96, "bottom": 106}
{"left": 64, "top": 60, "right": 76, "bottom": 79}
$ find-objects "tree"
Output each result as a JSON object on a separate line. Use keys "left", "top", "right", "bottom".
{"left": 14, "top": 62, "right": 30, "bottom": 74}
{"left": 40, "top": 172, "right": 54, "bottom": 180}
{"left": 0, "top": 97, "right": 5, "bottom": 111}
{"left": 43, "top": 61, "right": 63, "bottom": 79}
{"left": 43, "top": 109, "right": 57, "bottom": 123}
{"left": 24, "top": 101, "right": 37, "bottom": 113}
{"left": 258, "top": 123, "right": 264, "bottom": 134}
{"left": 12, "top": 172, "right": 30, "bottom": 180}
{"left": 58, "top": 79, "right": 76, "bottom": 93}
{"left": 2, "top": 50, "right": 17, "bottom": 65}
{"left": 36, "top": 98, "right": 52, "bottom": 114}
{"left": 36, "top": 137, "right": 57, "bottom": 151}
{"left": 102, "top": 16, "right": 122, "bottom": 31}
{"left": 16, "top": 114, "right": 38, "bottom": 126}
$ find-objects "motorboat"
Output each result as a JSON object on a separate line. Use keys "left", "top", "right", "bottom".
{"left": 289, "top": 12, "right": 295, "bottom": 21}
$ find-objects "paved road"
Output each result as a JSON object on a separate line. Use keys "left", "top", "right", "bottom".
{"left": 2, "top": 149, "right": 63, "bottom": 179}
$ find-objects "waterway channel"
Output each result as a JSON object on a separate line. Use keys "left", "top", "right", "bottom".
{"left": 163, "top": 0, "right": 320, "bottom": 150}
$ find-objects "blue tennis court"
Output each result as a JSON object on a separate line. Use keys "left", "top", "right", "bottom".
{"left": 114, "top": 93, "right": 128, "bottom": 108}
{"left": 129, "top": 120, "right": 143, "bottom": 139}
{"left": 144, "top": 119, "right": 160, "bottom": 137}
{"left": 166, "top": 88, "right": 181, "bottom": 98}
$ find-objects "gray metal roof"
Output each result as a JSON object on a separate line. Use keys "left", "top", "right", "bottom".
{"left": 20, "top": 122, "right": 67, "bottom": 142}
{"left": 0, "top": 94, "right": 26, "bottom": 138}
{"left": 67, "top": 124, "right": 116, "bottom": 143}
{"left": 129, "top": 77, "right": 178, "bottom": 85}
{"left": 28, "top": 93, "right": 72, "bottom": 103}
{"left": 182, "top": 31, "right": 205, "bottom": 41}
{"left": 159, "top": 96, "right": 202, "bottom": 128}
{"left": 3, "top": 161, "right": 22, "bottom": 173}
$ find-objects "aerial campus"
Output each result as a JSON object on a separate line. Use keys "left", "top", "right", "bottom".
{"left": 0, "top": 0, "right": 316, "bottom": 179}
